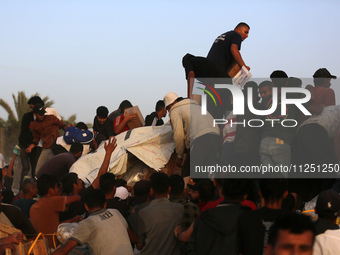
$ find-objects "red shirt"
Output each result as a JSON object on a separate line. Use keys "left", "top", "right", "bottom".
{"left": 113, "top": 115, "right": 129, "bottom": 134}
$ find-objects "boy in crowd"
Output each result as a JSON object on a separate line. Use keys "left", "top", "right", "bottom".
{"left": 30, "top": 174, "right": 81, "bottom": 248}
{"left": 258, "top": 80, "right": 272, "bottom": 99}
{"left": 13, "top": 178, "right": 38, "bottom": 219}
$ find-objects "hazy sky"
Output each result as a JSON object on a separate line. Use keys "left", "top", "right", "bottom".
{"left": 1, "top": 0, "right": 340, "bottom": 124}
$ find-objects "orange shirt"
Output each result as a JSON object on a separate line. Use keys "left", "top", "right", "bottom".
{"left": 30, "top": 196, "right": 66, "bottom": 248}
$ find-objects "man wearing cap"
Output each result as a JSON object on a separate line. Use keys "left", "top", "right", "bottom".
{"left": 305, "top": 68, "right": 337, "bottom": 117}
{"left": 313, "top": 189, "right": 340, "bottom": 254}
{"left": 25, "top": 104, "right": 68, "bottom": 174}
{"left": 163, "top": 92, "right": 221, "bottom": 178}
{"left": 314, "top": 189, "right": 340, "bottom": 235}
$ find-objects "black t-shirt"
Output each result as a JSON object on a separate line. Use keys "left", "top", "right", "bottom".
{"left": 59, "top": 185, "right": 94, "bottom": 222}
{"left": 238, "top": 207, "right": 287, "bottom": 255}
{"left": 207, "top": 30, "right": 242, "bottom": 72}
{"left": 106, "top": 198, "right": 130, "bottom": 219}
{"left": 145, "top": 112, "right": 164, "bottom": 126}
{"left": 93, "top": 117, "right": 115, "bottom": 139}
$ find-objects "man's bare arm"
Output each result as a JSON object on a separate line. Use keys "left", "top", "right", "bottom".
{"left": 230, "top": 44, "right": 250, "bottom": 70}
{"left": 92, "top": 137, "right": 117, "bottom": 189}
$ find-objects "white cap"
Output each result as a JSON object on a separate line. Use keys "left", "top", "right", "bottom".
{"left": 114, "top": 186, "right": 129, "bottom": 200}
{"left": 164, "top": 92, "right": 178, "bottom": 108}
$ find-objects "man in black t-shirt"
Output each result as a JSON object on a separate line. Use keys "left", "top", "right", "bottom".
{"left": 238, "top": 179, "right": 289, "bottom": 255}
{"left": 207, "top": 22, "right": 250, "bottom": 72}
{"left": 144, "top": 100, "right": 166, "bottom": 126}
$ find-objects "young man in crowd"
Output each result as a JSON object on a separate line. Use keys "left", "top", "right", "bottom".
{"left": 137, "top": 172, "right": 184, "bottom": 254}
{"left": 100, "top": 172, "right": 130, "bottom": 219}
{"left": 145, "top": 100, "right": 167, "bottom": 126}
{"left": 13, "top": 178, "right": 38, "bottom": 219}
{"left": 238, "top": 179, "right": 289, "bottom": 255}
{"left": 265, "top": 213, "right": 315, "bottom": 255}
{"left": 52, "top": 189, "right": 134, "bottom": 255}
{"left": 36, "top": 142, "right": 83, "bottom": 181}
{"left": 25, "top": 104, "right": 67, "bottom": 174}
{"left": 30, "top": 174, "right": 81, "bottom": 248}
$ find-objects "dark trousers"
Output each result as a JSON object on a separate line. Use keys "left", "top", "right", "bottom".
{"left": 188, "top": 133, "right": 222, "bottom": 178}
{"left": 19, "top": 145, "right": 41, "bottom": 186}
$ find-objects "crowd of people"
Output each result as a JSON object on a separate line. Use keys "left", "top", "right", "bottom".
{"left": 0, "top": 21, "right": 339, "bottom": 255}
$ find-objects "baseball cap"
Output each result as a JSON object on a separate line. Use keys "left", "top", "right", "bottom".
{"left": 114, "top": 186, "right": 129, "bottom": 200}
{"left": 164, "top": 92, "right": 178, "bottom": 108}
{"left": 33, "top": 104, "right": 46, "bottom": 116}
{"left": 313, "top": 68, "right": 337, "bottom": 79}
{"left": 316, "top": 189, "right": 340, "bottom": 216}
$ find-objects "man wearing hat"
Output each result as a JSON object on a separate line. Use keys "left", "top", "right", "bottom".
{"left": 25, "top": 104, "right": 67, "bottom": 174}
{"left": 163, "top": 92, "right": 221, "bottom": 178}
{"left": 307, "top": 68, "right": 337, "bottom": 115}
{"left": 313, "top": 189, "right": 340, "bottom": 254}
{"left": 314, "top": 189, "right": 340, "bottom": 235}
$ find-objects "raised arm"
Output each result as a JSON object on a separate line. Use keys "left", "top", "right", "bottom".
{"left": 92, "top": 137, "right": 117, "bottom": 189}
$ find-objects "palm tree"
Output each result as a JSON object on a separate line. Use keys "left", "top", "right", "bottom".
{"left": 0, "top": 91, "right": 72, "bottom": 160}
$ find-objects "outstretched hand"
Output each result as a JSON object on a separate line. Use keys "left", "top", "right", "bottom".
{"left": 104, "top": 137, "right": 117, "bottom": 155}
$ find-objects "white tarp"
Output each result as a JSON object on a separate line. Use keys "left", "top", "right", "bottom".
{"left": 70, "top": 124, "right": 175, "bottom": 186}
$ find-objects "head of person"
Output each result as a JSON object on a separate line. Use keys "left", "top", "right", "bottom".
{"left": 84, "top": 189, "right": 106, "bottom": 211}
{"left": 134, "top": 180, "right": 151, "bottom": 204}
{"left": 270, "top": 70, "right": 288, "bottom": 89}
{"left": 70, "top": 142, "right": 83, "bottom": 160}
{"left": 27, "top": 96, "right": 44, "bottom": 111}
{"left": 114, "top": 186, "right": 129, "bottom": 201}
{"left": 164, "top": 92, "right": 180, "bottom": 112}
{"left": 287, "top": 77, "right": 302, "bottom": 88}
{"left": 155, "top": 100, "right": 167, "bottom": 118}
{"left": 118, "top": 100, "right": 133, "bottom": 114}
{"left": 96, "top": 106, "right": 109, "bottom": 125}
{"left": 187, "top": 182, "right": 200, "bottom": 204}
{"left": 259, "top": 80, "right": 273, "bottom": 99}
{"left": 22, "top": 178, "right": 38, "bottom": 198}
{"left": 243, "top": 81, "right": 259, "bottom": 101}
{"left": 61, "top": 173, "right": 83, "bottom": 195}
{"left": 223, "top": 179, "right": 249, "bottom": 203}
{"left": 100, "top": 173, "right": 116, "bottom": 195}
{"left": 37, "top": 174, "right": 59, "bottom": 197}
{"left": 169, "top": 174, "right": 185, "bottom": 198}
{"left": 116, "top": 178, "right": 127, "bottom": 188}
{"left": 259, "top": 179, "right": 288, "bottom": 204}
{"left": 234, "top": 22, "right": 250, "bottom": 41}
{"left": 197, "top": 179, "right": 215, "bottom": 203}
{"left": 315, "top": 189, "right": 340, "bottom": 222}
{"left": 266, "top": 213, "right": 315, "bottom": 255}
{"left": 32, "top": 103, "right": 46, "bottom": 121}
{"left": 150, "top": 172, "right": 170, "bottom": 197}
{"left": 313, "top": 68, "right": 337, "bottom": 88}
{"left": 75, "top": 122, "right": 88, "bottom": 130}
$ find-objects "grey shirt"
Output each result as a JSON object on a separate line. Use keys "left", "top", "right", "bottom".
{"left": 138, "top": 198, "right": 184, "bottom": 255}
